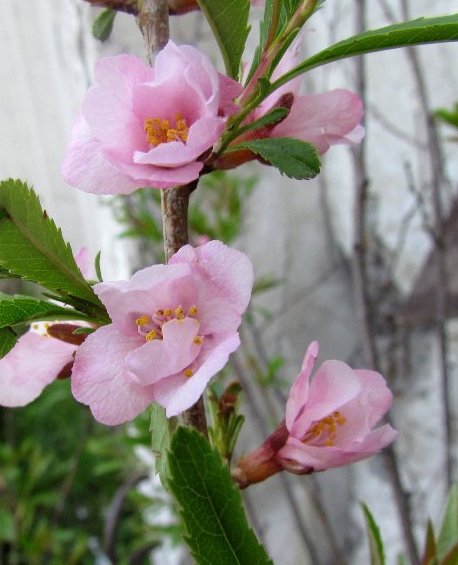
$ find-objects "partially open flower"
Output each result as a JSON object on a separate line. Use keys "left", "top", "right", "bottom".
{"left": 233, "top": 342, "right": 397, "bottom": 488}
{"left": 71, "top": 241, "right": 253, "bottom": 425}
{"left": 62, "top": 42, "right": 241, "bottom": 193}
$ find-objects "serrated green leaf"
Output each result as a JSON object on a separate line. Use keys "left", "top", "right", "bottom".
{"left": 362, "top": 503, "right": 386, "bottom": 565}
{"left": 233, "top": 137, "right": 321, "bottom": 180}
{"left": 438, "top": 485, "right": 458, "bottom": 561}
{"left": 0, "top": 180, "right": 103, "bottom": 312}
{"left": 0, "top": 327, "right": 17, "bottom": 358}
{"left": 272, "top": 15, "right": 458, "bottom": 90}
{"left": 92, "top": 8, "right": 116, "bottom": 42}
{"left": 168, "top": 427, "right": 273, "bottom": 565}
{"left": 0, "top": 293, "right": 90, "bottom": 329}
{"left": 196, "top": 0, "right": 250, "bottom": 79}
{"left": 150, "top": 404, "right": 177, "bottom": 487}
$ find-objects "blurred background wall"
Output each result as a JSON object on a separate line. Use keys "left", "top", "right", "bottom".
{"left": 1, "top": 1, "right": 457, "bottom": 563}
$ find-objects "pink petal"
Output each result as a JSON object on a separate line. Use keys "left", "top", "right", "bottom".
{"left": 125, "top": 318, "right": 202, "bottom": 385}
{"left": 0, "top": 332, "right": 77, "bottom": 407}
{"left": 62, "top": 117, "right": 143, "bottom": 195}
{"left": 153, "top": 333, "right": 240, "bottom": 417}
{"left": 278, "top": 423, "right": 397, "bottom": 472}
{"left": 333, "top": 369, "right": 394, "bottom": 447}
{"left": 133, "top": 117, "right": 225, "bottom": 167}
{"left": 272, "top": 89, "right": 364, "bottom": 154}
{"left": 218, "top": 74, "right": 243, "bottom": 116}
{"left": 74, "top": 247, "right": 93, "bottom": 279}
{"left": 290, "top": 360, "right": 361, "bottom": 439}
{"left": 82, "top": 55, "right": 152, "bottom": 155}
{"left": 170, "top": 240, "right": 254, "bottom": 323}
{"left": 285, "top": 341, "right": 319, "bottom": 430}
{"left": 93, "top": 263, "right": 197, "bottom": 335}
{"left": 71, "top": 325, "right": 155, "bottom": 425}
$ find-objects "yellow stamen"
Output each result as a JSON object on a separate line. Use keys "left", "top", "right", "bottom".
{"left": 145, "top": 329, "right": 158, "bottom": 341}
{"left": 136, "top": 315, "right": 150, "bottom": 327}
{"left": 163, "top": 308, "right": 173, "bottom": 317}
{"left": 189, "top": 305, "right": 198, "bottom": 317}
{"left": 175, "top": 306, "right": 185, "bottom": 320}
{"left": 183, "top": 368, "right": 194, "bottom": 378}
{"left": 144, "top": 113, "right": 189, "bottom": 147}
{"left": 193, "top": 336, "right": 203, "bottom": 345}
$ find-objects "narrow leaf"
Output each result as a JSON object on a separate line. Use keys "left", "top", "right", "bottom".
{"left": 273, "top": 15, "right": 458, "bottom": 90}
{"left": 234, "top": 137, "right": 321, "bottom": 180}
{"left": 0, "top": 180, "right": 103, "bottom": 311}
{"left": 438, "top": 485, "right": 458, "bottom": 561}
{"left": 0, "top": 293, "right": 90, "bottom": 329}
{"left": 0, "top": 327, "right": 17, "bottom": 358}
{"left": 441, "top": 542, "right": 458, "bottom": 565}
{"left": 196, "top": 0, "right": 250, "bottom": 79}
{"left": 421, "top": 520, "right": 438, "bottom": 565}
{"left": 168, "top": 427, "right": 273, "bottom": 565}
{"left": 362, "top": 503, "right": 386, "bottom": 565}
{"left": 92, "top": 8, "right": 116, "bottom": 42}
{"left": 235, "top": 107, "right": 289, "bottom": 137}
{"left": 150, "top": 404, "right": 177, "bottom": 486}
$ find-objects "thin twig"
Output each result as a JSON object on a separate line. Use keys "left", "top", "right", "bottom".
{"left": 399, "top": 0, "right": 453, "bottom": 488}
{"left": 135, "top": 2, "right": 207, "bottom": 435}
{"left": 351, "top": 1, "right": 419, "bottom": 563}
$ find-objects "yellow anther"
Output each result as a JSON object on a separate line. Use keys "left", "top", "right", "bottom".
{"left": 325, "top": 440, "right": 334, "bottom": 447}
{"left": 136, "top": 315, "right": 150, "bottom": 327}
{"left": 145, "top": 329, "right": 158, "bottom": 342}
{"left": 189, "top": 305, "right": 198, "bottom": 317}
{"left": 193, "top": 336, "right": 203, "bottom": 345}
{"left": 144, "top": 114, "right": 189, "bottom": 147}
{"left": 32, "top": 323, "right": 39, "bottom": 329}
{"left": 175, "top": 306, "right": 185, "bottom": 320}
{"left": 163, "top": 308, "right": 173, "bottom": 317}
{"left": 183, "top": 368, "right": 194, "bottom": 378}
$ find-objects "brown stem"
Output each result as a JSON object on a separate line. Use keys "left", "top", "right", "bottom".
{"left": 400, "top": 0, "right": 453, "bottom": 491}
{"left": 135, "top": 1, "right": 207, "bottom": 436}
{"left": 351, "top": 1, "right": 419, "bottom": 563}
{"left": 83, "top": 0, "right": 200, "bottom": 16}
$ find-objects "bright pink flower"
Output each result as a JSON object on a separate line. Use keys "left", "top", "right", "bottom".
{"left": 62, "top": 42, "right": 241, "bottom": 193}
{"left": 71, "top": 241, "right": 253, "bottom": 425}
{"left": 0, "top": 326, "right": 78, "bottom": 407}
{"left": 233, "top": 342, "right": 397, "bottom": 487}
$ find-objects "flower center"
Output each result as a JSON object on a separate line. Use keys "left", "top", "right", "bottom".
{"left": 144, "top": 113, "right": 189, "bottom": 146}
{"left": 303, "top": 411, "right": 347, "bottom": 447}
{"left": 135, "top": 305, "right": 202, "bottom": 378}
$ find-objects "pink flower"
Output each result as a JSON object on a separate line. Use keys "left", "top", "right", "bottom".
{"left": 258, "top": 39, "right": 364, "bottom": 153}
{"left": 0, "top": 249, "right": 93, "bottom": 408}
{"left": 233, "top": 342, "right": 397, "bottom": 487}
{"left": 62, "top": 42, "right": 241, "bottom": 193}
{"left": 0, "top": 326, "right": 78, "bottom": 407}
{"left": 71, "top": 240, "right": 253, "bottom": 425}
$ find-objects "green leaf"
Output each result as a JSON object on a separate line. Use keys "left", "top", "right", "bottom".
{"left": 196, "top": 0, "right": 250, "bottom": 79}
{"left": 0, "top": 293, "right": 91, "bottom": 329}
{"left": 233, "top": 137, "right": 321, "bottom": 180}
{"left": 0, "top": 327, "right": 17, "bottom": 358}
{"left": 362, "top": 503, "right": 386, "bottom": 565}
{"left": 438, "top": 485, "right": 458, "bottom": 561}
{"left": 421, "top": 520, "right": 439, "bottom": 565}
{"left": 168, "top": 427, "right": 273, "bottom": 565}
{"left": 272, "top": 15, "right": 458, "bottom": 90}
{"left": 92, "top": 8, "right": 116, "bottom": 42}
{"left": 435, "top": 103, "right": 458, "bottom": 129}
{"left": 150, "top": 404, "right": 177, "bottom": 487}
{"left": 234, "top": 107, "right": 289, "bottom": 137}
{"left": 441, "top": 542, "right": 458, "bottom": 565}
{"left": 0, "top": 180, "right": 104, "bottom": 313}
